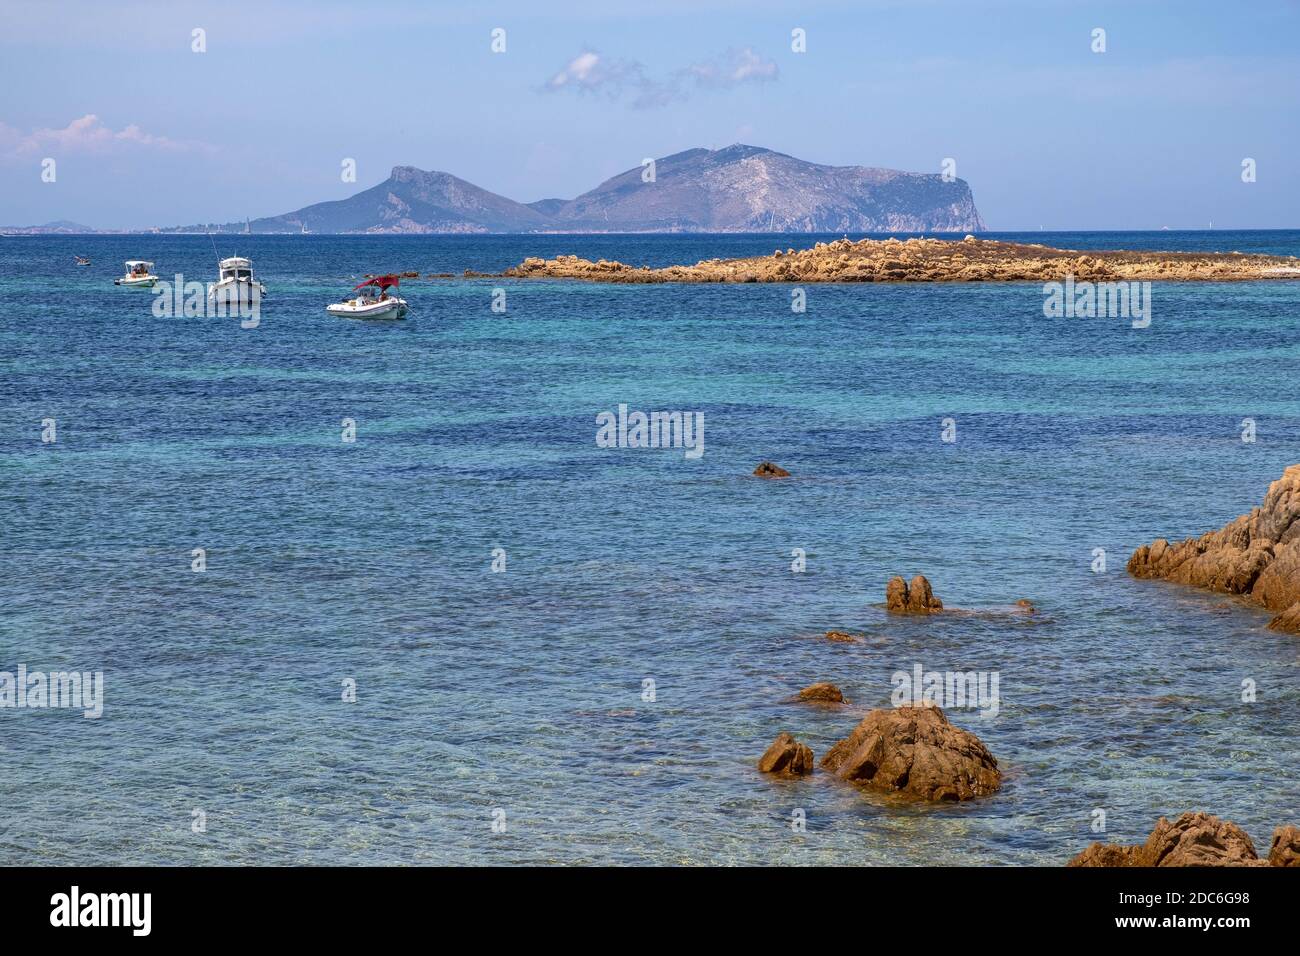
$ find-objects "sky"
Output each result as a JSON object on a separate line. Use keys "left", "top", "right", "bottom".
{"left": 1, "top": 0, "right": 1297, "bottom": 230}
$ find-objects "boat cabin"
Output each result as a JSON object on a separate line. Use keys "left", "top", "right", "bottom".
{"left": 218, "top": 257, "right": 254, "bottom": 282}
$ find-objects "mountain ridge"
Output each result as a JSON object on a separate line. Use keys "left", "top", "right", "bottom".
{"left": 17, "top": 145, "right": 987, "bottom": 234}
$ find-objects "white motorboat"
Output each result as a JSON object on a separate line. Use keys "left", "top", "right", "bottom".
{"left": 326, "top": 275, "right": 408, "bottom": 320}
{"left": 207, "top": 256, "right": 267, "bottom": 304}
{"left": 114, "top": 260, "right": 157, "bottom": 287}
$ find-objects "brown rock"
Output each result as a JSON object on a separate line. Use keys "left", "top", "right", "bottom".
{"left": 753, "top": 461, "right": 791, "bottom": 479}
{"left": 758, "top": 732, "right": 814, "bottom": 776}
{"left": 1068, "top": 812, "right": 1262, "bottom": 867}
{"left": 795, "top": 682, "right": 846, "bottom": 704}
{"left": 1268, "top": 824, "right": 1300, "bottom": 866}
{"left": 1128, "top": 465, "right": 1300, "bottom": 621}
{"left": 825, "top": 630, "right": 861, "bottom": 643}
{"left": 1068, "top": 843, "right": 1146, "bottom": 867}
{"left": 820, "top": 704, "right": 1000, "bottom": 801}
{"left": 1267, "top": 601, "right": 1300, "bottom": 634}
{"left": 906, "top": 575, "right": 943, "bottom": 612}
{"left": 884, "top": 576, "right": 909, "bottom": 611}
{"left": 500, "top": 239, "right": 1300, "bottom": 285}
{"left": 885, "top": 574, "right": 944, "bottom": 613}
{"left": 1014, "top": 599, "right": 1036, "bottom": 614}
{"left": 1143, "top": 813, "right": 1261, "bottom": 866}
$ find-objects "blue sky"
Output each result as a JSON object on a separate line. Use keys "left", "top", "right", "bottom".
{"left": 1, "top": 0, "right": 1296, "bottom": 230}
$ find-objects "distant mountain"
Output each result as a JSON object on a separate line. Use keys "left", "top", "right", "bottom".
{"left": 166, "top": 166, "right": 550, "bottom": 235}
{"left": 543, "top": 145, "right": 985, "bottom": 233}
{"left": 148, "top": 144, "right": 985, "bottom": 234}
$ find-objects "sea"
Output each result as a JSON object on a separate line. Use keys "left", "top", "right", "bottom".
{"left": 1, "top": 230, "right": 1298, "bottom": 865}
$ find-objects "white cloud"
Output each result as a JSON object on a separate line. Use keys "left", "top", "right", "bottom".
{"left": 543, "top": 47, "right": 779, "bottom": 109}
{"left": 683, "top": 48, "right": 779, "bottom": 88}
{"left": 546, "top": 51, "right": 606, "bottom": 89}
{"left": 0, "top": 114, "right": 208, "bottom": 157}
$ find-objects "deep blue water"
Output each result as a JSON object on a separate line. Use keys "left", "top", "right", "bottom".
{"left": 1, "top": 231, "right": 1298, "bottom": 865}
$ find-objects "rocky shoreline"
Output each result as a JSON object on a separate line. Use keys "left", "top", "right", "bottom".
{"left": 1070, "top": 813, "right": 1299, "bottom": 867}
{"left": 1128, "top": 464, "right": 1300, "bottom": 633}
{"left": 751, "top": 457, "right": 1300, "bottom": 863}
{"left": 501, "top": 236, "right": 1300, "bottom": 284}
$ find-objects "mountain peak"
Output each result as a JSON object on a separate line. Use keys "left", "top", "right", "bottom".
{"left": 710, "top": 143, "right": 774, "bottom": 159}
{"left": 390, "top": 164, "right": 439, "bottom": 181}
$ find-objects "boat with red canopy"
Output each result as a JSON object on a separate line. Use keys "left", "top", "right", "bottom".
{"left": 326, "top": 274, "right": 408, "bottom": 320}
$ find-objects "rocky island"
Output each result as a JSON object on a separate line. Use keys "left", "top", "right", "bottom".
{"left": 503, "top": 236, "right": 1300, "bottom": 283}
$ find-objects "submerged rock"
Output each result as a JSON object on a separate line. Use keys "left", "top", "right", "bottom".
{"left": 885, "top": 574, "right": 944, "bottom": 614}
{"left": 758, "top": 732, "right": 814, "bottom": 776}
{"left": 794, "top": 682, "right": 846, "bottom": 704}
{"left": 1069, "top": 812, "right": 1263, "bottom": 867}
{"left": 753, "top": 461, "right": 791, "bottom": 479}
{"left": 824, "top": 630, "right": 861, "bottom": 643}
{"left": 820, "top": 704, "right": 1000, "bottom": 801}
{"left": 1128, "top": 465, "right": 1300, "bottom": 628}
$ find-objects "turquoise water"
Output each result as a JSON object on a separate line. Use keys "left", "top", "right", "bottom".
{"left": 1, "top": 231, "right": 1298, "bottom": 865}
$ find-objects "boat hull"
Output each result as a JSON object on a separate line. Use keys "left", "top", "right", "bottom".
{"left": 326, "top": 298, "right": 408, "bottom": 320}
{"left": 114, "top": 276, "right": 157, "bottom": 288}
{"left": 208, "top": 279, "right": 267, "bottom": 300}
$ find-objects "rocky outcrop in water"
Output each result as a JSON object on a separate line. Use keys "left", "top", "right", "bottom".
{"left": 820, "top": 704, "right": 1000, "bottom": 801}
{"left": 794, "top": 682, "right": 846, "bottom": 704}
{"left": 758, "top": 732, "right": 815, "bottom": 776}
{"left": 885, "top": 575, "right": 944, "bottom": 614}
{"left": 1069, "top": 812, "right": 1300, "bottom": 867}
{"left": 824, "top": 630, "right": 861, "bottom": 643}
{"left": 503, "top": 236, "right": 1300, "bottom": 283}
{"left": 1127, "top": 465, "right": 1300, "bottom": 634}
{"left": 753, "top": 461, "right": 790, "bottom": 478}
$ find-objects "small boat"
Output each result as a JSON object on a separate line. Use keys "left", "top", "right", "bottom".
{"left": 114, "top": 260, "right": 157, "bottom": 287}
{"left": 74, "top": 255, "right": 90, "bottom": 266}
{"left": 326, "top": 274, "right": 408, "bottom": 320}
{"left": 207, "top": 256, "right": 267, "bottom": 304}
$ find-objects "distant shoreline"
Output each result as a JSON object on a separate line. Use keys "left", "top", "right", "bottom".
{"left": 6, "top": 228, "right": 1299, "bottom": 237}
